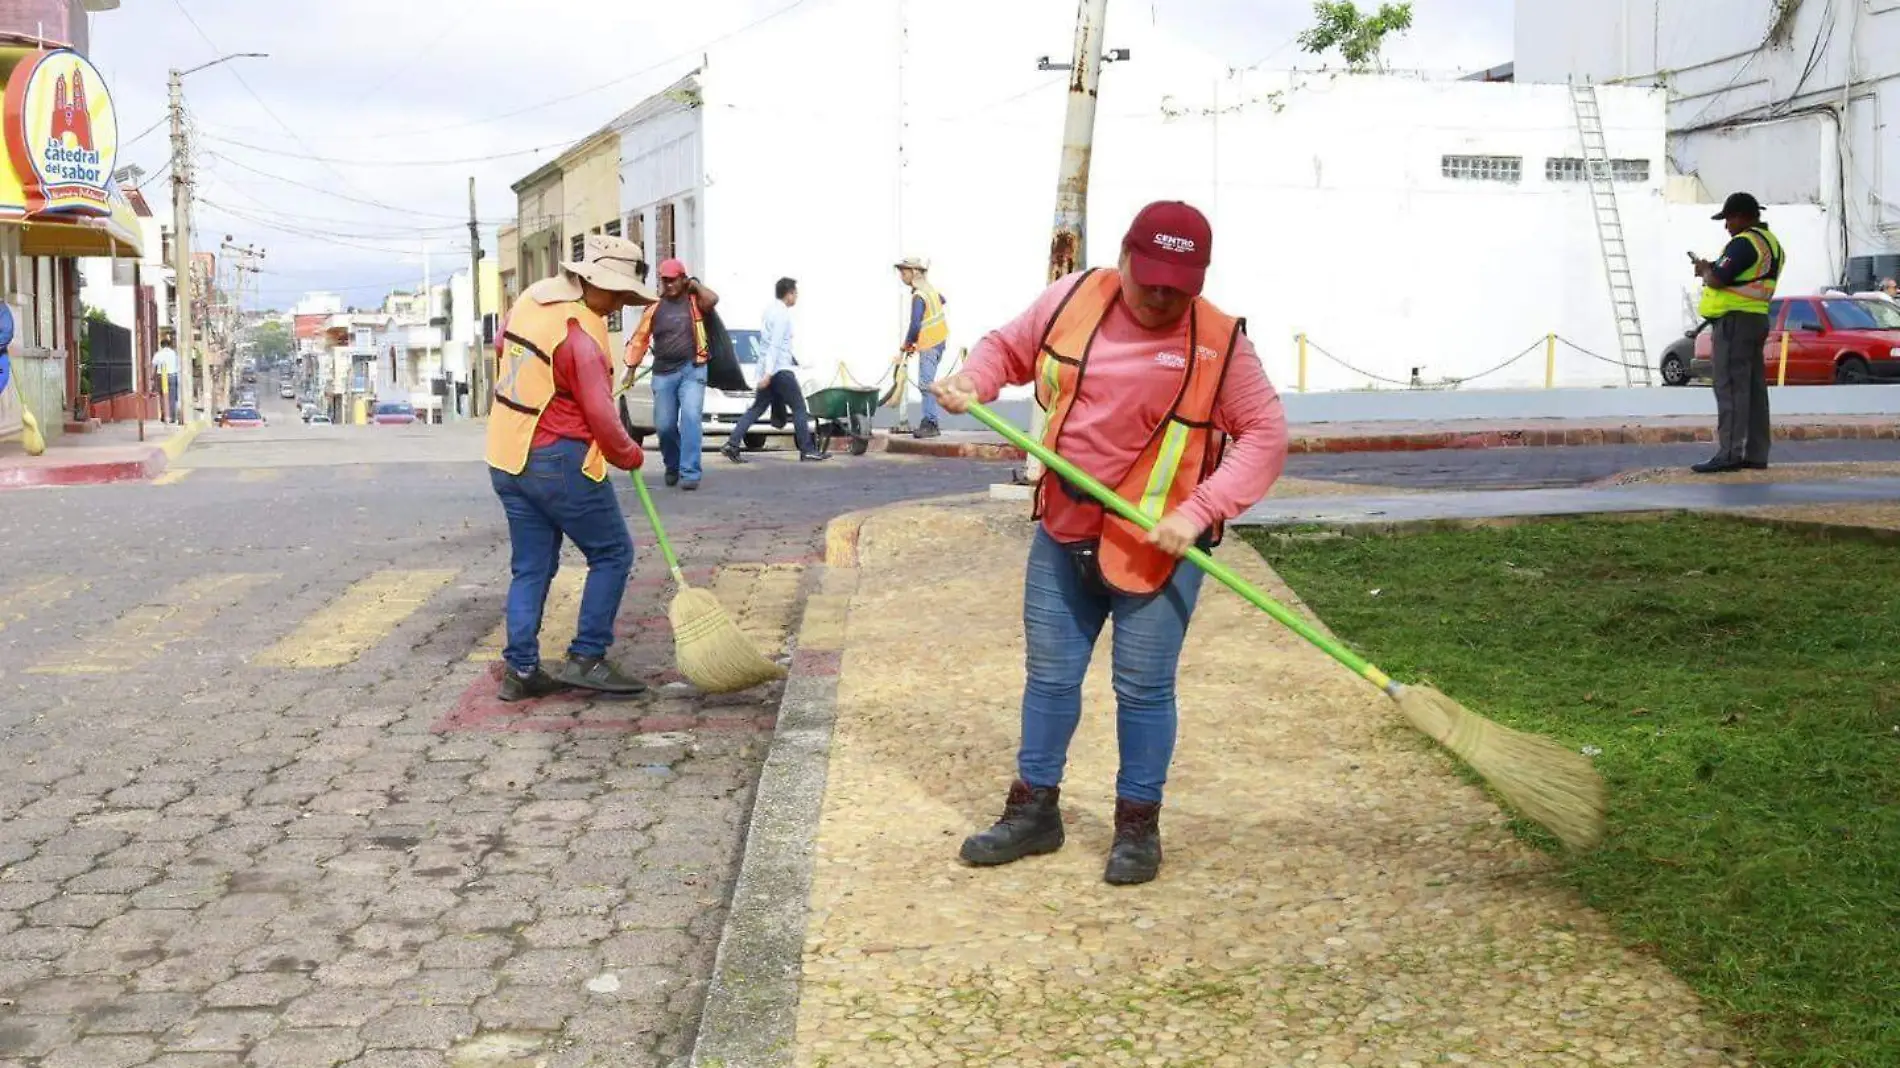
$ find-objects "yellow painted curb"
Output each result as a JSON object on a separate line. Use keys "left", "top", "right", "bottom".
{"left": 159, "top": 421, "right": 207, "bottom": 463}
{"left": 823, "top": 511, "right": 869, "bottom": 568}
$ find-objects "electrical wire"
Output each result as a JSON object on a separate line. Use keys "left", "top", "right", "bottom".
{"left": 195, "top": 174, "right": 468, "bottom": 234}
{"left": 199, "top": 131, "right": 570, "bottom": 168}
{"left": 200, "top": 198, "right": 467, "bottom": 258}
{"left": 121, "top": 113, "right": 169, "bottom": 152}
{"left": 202, "top": 151, "right": 468, "bottom": 220}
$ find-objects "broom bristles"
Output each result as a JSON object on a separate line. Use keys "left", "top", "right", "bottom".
{"left": 1393, "top": 685, "right": 1606, "bottom": 851}
{"left": 668, "top": 586, "right": 786, "bottom": 695}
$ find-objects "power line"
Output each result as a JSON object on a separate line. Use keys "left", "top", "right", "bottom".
{"left": 121, "top": 113, "right": 168, "bottom": 151}
{"left": 225, "top": 0, "right": 819, "bottom": 147}
{"left": 202, "top": 151, "right": 468, "bottom": 220}
{"left": 167, "top": 0, "right": 409, "bottom": 214}
{"left": 200, "top": 130, "right": 571, "bottom": 168}
{"left": 200, "top": 198, "right": 466, "bottom": 257}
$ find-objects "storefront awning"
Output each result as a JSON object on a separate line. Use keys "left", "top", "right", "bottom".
{"left": 0, "top": 44, "right": 141, "bottom": 258}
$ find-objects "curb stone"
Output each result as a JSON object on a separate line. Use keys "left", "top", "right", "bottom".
{"left": 688, "top": 512, "right": 865, "bottom": 1068}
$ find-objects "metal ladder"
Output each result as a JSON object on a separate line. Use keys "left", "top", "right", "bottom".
{"left": 1570, "top": 82, "right": 1653, "bottom": 387}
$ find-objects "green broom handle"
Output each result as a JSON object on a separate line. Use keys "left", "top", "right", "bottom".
{"left": 630, "top": 471, "right": 687, "bottom": 584}
{"left": 965, "top": 401, "right": 1396, "bottom": 693}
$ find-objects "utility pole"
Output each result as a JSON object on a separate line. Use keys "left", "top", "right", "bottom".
{"left": 168, "top": 69, "right": 196, "bottom": 426}
{"left": 1024, "top": 0, "right": 1111, "bottom": 485}
{"left": 467, "top": 177, "right": 486, "bottom": 418}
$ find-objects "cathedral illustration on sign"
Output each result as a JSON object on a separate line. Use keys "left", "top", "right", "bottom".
{"left": 50, "top": 65, "right": 94, "bottom": 151}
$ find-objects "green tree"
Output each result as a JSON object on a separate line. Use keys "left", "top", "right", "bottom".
{"left": 251, "top": 319, "right": 293, "bottom": 363}
{"left": 1297, "top": 1, "right": 1415, "bottom": 71}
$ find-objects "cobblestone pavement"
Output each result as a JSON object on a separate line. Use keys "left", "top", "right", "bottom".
{"left": 1285, "top": 438, "right": 1900, "bottom": 489}
{"left": 0, "top": 429, "right": 997, "bottom": 1068}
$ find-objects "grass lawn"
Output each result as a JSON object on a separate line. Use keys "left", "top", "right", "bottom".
{"left": 1245, "top": 515, "right": 1900, "bottom": 1068}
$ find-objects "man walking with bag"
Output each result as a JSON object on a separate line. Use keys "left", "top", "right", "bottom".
{"left": 1691, "top": 192, "right": 1784, "bottom": 474}
{"left": 721, "top": 277, "right": 829, "bottom": 464}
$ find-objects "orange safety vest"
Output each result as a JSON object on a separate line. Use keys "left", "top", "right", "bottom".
{"left": 485, "top": 280, "right": 613, "bottom": 482}
{"left": 1034, "top": 268, "right": 1239, "bottom": 596}
{"left": 625, "top": 297, "right": 709, "bottom": 368}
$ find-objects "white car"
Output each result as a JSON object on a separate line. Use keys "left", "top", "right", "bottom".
{"left": 617, "top": 328, "right": 796, "bottom": 452}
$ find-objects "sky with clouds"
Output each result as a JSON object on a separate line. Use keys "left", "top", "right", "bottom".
{"left": 87, "top": 0, "right": 1512, "bottom": 311}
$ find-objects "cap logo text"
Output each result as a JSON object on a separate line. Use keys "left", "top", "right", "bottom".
{"left": 1152, "top": 233, "right": 1197, "bottom": 254}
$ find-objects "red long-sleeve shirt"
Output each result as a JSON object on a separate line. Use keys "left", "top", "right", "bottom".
{"left": 495, "top": 315, "right": 643, "bottom": 470}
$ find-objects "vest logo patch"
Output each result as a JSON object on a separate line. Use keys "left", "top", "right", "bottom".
{"left": 1155, "top": 351, "right": 1188, "bottom": 369}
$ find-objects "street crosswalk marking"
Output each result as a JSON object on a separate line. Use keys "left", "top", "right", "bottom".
{"left": 0, "top": 575, "right": 86, "bottom": 635}
{"left": 254, "top": 569, "right": 456, "bottom": 669}
{"left": 152, "top": 469, "right": 194, "bottom": 486}
{"left": 27, "top": 574, "right": 271, "bottom": 676}
{"left": 469, "top": 568, "right": 586, "bottom": 663}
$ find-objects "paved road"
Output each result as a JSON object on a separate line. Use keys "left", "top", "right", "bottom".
{"left": 1286, "top": 438, "right": 1900, "bottom": 489}
{"left": 0, "top": 426, "right": 997, "bottom": 1067}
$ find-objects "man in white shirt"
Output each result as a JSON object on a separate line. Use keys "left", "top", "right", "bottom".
{"left": 153, "top": 333, "right": 180, "bottom": 423}
{"left": 721, "top": 278, "right": 829, "bottom": 464}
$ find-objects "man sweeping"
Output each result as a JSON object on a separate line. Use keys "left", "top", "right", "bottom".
{"left": 486, "top": 234, "right": 654, "bottom": 702}
{"left": 931, "top": 201, "right": 1289, "bottom": 885}
{"left": 895, "top": 256, "right": 949, "bottom": 439}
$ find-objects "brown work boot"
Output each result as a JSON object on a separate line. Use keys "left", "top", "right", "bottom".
{"left": 1103, "top": 798, "right": 1162, "bottom": 886}
{"left": 959, "top": 781, "right": 1064, "bottom": 866}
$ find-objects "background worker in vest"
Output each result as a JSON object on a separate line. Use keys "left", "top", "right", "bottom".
{"left": 1691, "top": 192, "right": 1784, "bottom": 474}
{"left": 626, "top": 259, "right": 720, "bottom": 490}
{"left": 930, "top": 202, "right": 1289, "bottom": 886}
{"left": 720, "top": 277, "right": 829, "bottom": 464}
{"left": 486, "top": 235, "right": 653, "bottom": 703}
{"left": 895, "top": 256, "right": 949, "bottom": 439}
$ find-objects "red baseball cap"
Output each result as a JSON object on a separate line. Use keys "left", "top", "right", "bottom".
{"left": 1122, "top": 201, "right": 1212, "bottom": 296}
{"left": 657, "top": 258, "right": 687, "bottom": 279}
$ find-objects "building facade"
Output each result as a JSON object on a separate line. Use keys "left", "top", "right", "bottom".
{"left": 1514, "top": 0, "right": 1900, "bottom": 284}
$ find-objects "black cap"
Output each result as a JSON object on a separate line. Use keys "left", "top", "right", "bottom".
{"left": 1713, "top": 192, "right": 1763, "bottom": 220}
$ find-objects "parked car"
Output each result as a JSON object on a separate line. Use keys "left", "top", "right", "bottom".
{"left": 617, "top": 329, "right": 792, "bottom": 451}
{"left": 219, "top": 407, "right": 266, "bottom": 428}
{"left": 372, "top": 401, "right": 418, "bottom": 426}
{"left": 1658, "top": 320, "right": 1709, "bottom": 386}
{"left": 300, "top": 402, "right": 320, "bottom": 422}
{"left": 279, "top": 385, "right": 296, "bottom": 399}
{"left": 1684, "top": 296, "right": 1900, "bottom": 385}
{"left": 308, "top": 414, "right": 333, "bottom": 426}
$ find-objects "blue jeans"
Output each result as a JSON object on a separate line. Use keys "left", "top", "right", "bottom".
{"left": 489, "top": 438, "right": 635, "bottom": 675}
{"left": 917, "top": 343, "right": 946, "bottom": 425}
{"left": 727, "top": 370, "right": 816, "bottom": 454}
{"left": 652, "top": 363, "right": 708, "bottom": 483}
{"left": 1018, "top": 527, "right": 1205, "bottom": 804}
{"left": 163, "top": 374, "right": 179, "bottom": 422}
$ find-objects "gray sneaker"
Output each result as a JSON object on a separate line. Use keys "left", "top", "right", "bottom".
{"left": 498, "top": 667, "right": 571, "bottom": 703}
{"left": 553, "top": 656, "right": 648, "bottom": 695}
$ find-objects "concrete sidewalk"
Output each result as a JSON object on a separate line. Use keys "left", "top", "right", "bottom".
{"left": 0, "top": 420, "right": 201, "bottom": 489}
{"left": 693, "top": 495, "right": 1746, "bottom": 1067}
{"left": 885, "top": 412, "right": 1900, "bottom": 461}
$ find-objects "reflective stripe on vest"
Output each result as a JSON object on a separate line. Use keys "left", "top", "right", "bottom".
{"left": 625, "top": 298, "right": 709, "bottom": 367}
{"left": 484, "top": 290, "right": 611, "bottom": 482}
{"left": 914, "top": 281, "right": 949, "bottom": 350}
{"left": 1698, "top": 226, "right": 1784, "bottom": 318}
{"left": 1032, "top": 268, "right": 1240, "bottom": 596}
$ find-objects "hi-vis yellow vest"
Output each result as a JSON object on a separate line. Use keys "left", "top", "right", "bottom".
{"left": 913, "top": 280, "right": 949, "bottom": 349}
{"left": 485, "top": 282, "right": 612, "bottom": 481}
{"left": 1698, "top": 225, "right": 1784, "bottom": 319}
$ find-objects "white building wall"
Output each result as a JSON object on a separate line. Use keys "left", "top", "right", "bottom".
{"left": 1514, "top": 0, "right": 1900, "bottom": 269}
{"left": 612, "top": 2, "right": 1843, "bottom": 394}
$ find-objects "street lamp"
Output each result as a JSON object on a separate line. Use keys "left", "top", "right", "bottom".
{"left": 169, "top": 52, "right": 267, "bottom": 427}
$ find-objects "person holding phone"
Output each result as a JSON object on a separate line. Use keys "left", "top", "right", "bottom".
{"left": 1690, "top": 192, "right": 1784, "bottom": 474}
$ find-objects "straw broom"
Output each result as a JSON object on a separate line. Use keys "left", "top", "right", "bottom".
{"left": 630, "top": 471, "right": 786, "bottom": 694}
{"left": 967, "top": 401, "right": 1606, "bottom": 850}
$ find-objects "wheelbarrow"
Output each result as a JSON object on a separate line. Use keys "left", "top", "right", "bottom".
{"left": 805, "top": 385, "right": 878, "bottom": 456}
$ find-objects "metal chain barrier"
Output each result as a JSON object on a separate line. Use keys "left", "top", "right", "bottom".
{"left": 1556, "top": 335, "right": 1650, "bottom": 371}
{"left": 1303, "top": 339, "right": 1418, "bottom": 387}
{"left": 1305, "top": 336, "right": 1543, "bottom": 389}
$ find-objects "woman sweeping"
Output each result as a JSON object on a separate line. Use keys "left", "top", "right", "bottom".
{"left": 931, "top": 201, "right": 1289, "bottom": 886}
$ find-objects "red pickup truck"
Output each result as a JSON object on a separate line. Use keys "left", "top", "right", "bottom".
{"left": 1669, "top": 296, "right": 1900, "bottom": 386}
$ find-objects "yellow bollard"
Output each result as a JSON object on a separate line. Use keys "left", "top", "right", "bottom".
{"left": 1776, "top": 330, "right": 1790, "bottom": 387}
{"left": 1297, "top": 333, "right": 1308, "bottom": 393}
{"left": 1545, "top": 333, "right": 1557, "bottom": 389}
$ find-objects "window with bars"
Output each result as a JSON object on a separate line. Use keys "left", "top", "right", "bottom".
{"left": 1544, "top": 157, "right": 1651, "bottom": 183}
{"left": 1442, "top": 155, "right": 1522, "bottom": 183}
{"left": 656, "top": 202, "right": 676, "bottom": 263}
{"left": 570, "top": 234, "right": 585, "bottom": 261}
{"left": 604, "top": 219, "right": 621, "bottom": 238}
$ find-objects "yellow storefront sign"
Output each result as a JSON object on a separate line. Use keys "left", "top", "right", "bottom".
{"left": 0, "top": 45, "right": 140, "bottom": 258}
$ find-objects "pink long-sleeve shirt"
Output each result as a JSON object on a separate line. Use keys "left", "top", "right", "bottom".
{"left": 965, "top": 272, "right": 1289, "bottom": 544}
